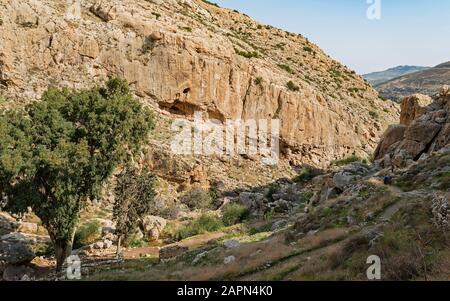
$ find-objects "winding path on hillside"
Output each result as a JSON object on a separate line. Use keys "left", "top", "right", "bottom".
{"left": 230, "top": 180, "right": 426, "bottom": 281}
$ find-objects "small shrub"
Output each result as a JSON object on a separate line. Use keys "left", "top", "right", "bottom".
{"left": 202, "top": 0, "right": 219, "bottom": 7}
{"left": 73, "top": 220, "right": 101, "bottom": 249}
{"left": 266, "top": 184, "right": 280, "bottom": 202}
{"left": 294, "top": 166, "right": 322, "bottom": 184}
{"left": 175, "top": 214, "right": 223, "bottom": 241}
{"left": 331, "top": 155, "right": 362, "bottom": 167}
{"left": 32, "top": 242, "right": 55, "bottom": 257}
{"left": 235, "top": 48, "right": 259, "bottom": 59}
{"left": 278, "top": 64, "right": 294, "bottom": 74}
{"left": 222, "top": 203, "right": 249, "bottom": 226}
{"left": 123, "top": 232, "right": 147, "bottom": 248}
{"left": 299, "top": 191, "right": 314, "bottom": 204}
{"left": 264, "top": 208, "right": 275, "bottom": 221}
{"left": 142, "top": 36, "right": 157, "bottom": 53}
{"left": 179, "top": 26, "right": 192, "bottom": 32}
{"left": 274, "top": 43, "right": 286, "bottom": 50}
{"left": 303, "top": 46, "right": 313, "bottom": 53}
{"left": 151, "top": 12, "right": 161, "bottom": 20}
{"left": 369, "top": 111, "right": 380, "bottom": 119}
{"left": 182, "top": 188, "right": 216, "bottom": 210}
{"left": 286, "top": 81, "right": 300, "bottom": 92}
{"left": 254, "top": 77, "right": 263, "bottom": 85}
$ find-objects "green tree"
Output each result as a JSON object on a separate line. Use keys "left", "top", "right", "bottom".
{"left": 0, "top": 79, "right": 154, "bottom": 270}
{"left": 113, "top": 166, "right": 157, "bottom": 256}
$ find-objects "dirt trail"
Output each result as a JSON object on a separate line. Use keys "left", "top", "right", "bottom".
{"left": 232, "top": 182, "right": 425, "bottom": 281}
{"left": 122, "top": 231, "right": 226, "bottom": 260}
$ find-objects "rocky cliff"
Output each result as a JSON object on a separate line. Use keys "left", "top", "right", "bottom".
{"left": 375, "top": 86, "right": 450, "bottom": 167}
{"left": 0, "top": 0, "right": 398, "bottom": 167}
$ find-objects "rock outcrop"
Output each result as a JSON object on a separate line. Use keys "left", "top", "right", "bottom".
{"left": 141, "top": 215, "right": 166, "bottom": 241}
{"left": 0, "top": 233, "right": 36, "bottom": 265}
{"left": 375, "top": 86, "right": 450, "bottom": 167}
{"left": 400, "top": 94, "right": 432, "bottom": 126}
{"left": 0, "top": 0, "right": 398, "bottom": 167}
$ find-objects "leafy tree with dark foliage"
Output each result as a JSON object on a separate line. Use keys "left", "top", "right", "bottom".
{"left": 0, "top": 79, "right": 154, "bottom": 270}
{"left": 113, "top": 166, "right": 157, "bottom": 256}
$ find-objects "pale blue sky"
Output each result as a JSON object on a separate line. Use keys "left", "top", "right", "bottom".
{"left": 213, "top": 0, "right": 450, "bottom": 74}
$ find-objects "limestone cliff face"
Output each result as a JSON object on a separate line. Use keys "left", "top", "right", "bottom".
{"left": 375, "top": 86, "right": 450, "bottom": 167}
{"left": 0, "top": 0, "right": 398, "bottom": 167}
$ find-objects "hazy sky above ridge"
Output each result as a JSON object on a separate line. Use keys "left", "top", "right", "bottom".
{"left": 213, "top": 0, "right": 450, "bottom": 74}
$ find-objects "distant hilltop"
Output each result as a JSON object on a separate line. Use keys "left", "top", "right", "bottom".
{"left": 374, "top": 62, "right": 450, "bottom": 102}
{"left": 363, "top": 65, "right": 430, "bottom": 86}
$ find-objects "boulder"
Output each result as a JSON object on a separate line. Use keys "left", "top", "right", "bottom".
{"left": 269, "top": 199, "right": 295, "bottom": 213}
{"left": 332, "top": 163, "right": 370, "bottom": 192}
{"left": 93, "top": 241, "right": 104, "bottom": 250}
{"left": 223, "top": 255, "right": 236, "bottom": 265}
{"left": 223, "top": 239, "right": 240, "bottom": 249}
{"left": 2, "top": 265, "right": 34, "bottom": 281}
{"left": 101, "top": 226, "right": 116, "bottom": 237}
{"left": 0, "top": 212, "right": 16, "bottom": 234}
{"left": 192, "top": 251, "right": 208, "bottom": 265}
{"left": 90, "top": 0, "right": 119, "bottom": 22}
{"left": 374, "top": 125, "right": 407, "bottom": 160}
{"left": 400, "top": 94, "right": 432, "bottom": 126}
{"left": 239, "top": 192, "right": 267, "bottom": 211}
{"left": 333, "top": 171, "right": 357, "bottom": 191}
{"left": 103, "top": 239, "right": 113, "bottom": 249}
{"left": 0, "top": 233, "right": 35, "bottom": 264}
{"left": 141, "top": 216, "right": 167, "bottom": 241}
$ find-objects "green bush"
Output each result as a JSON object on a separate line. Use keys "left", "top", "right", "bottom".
{"left": 286, "top": 81, "right": 300, "bottom": 92}
{"left": 202, "top": 0, "right": 219, "bottom": 7}
{"left": 331, "top": 155, "right": 362, "bottom": 167}
{"left": 32, "top": 242, "right": 55, "bottom": 257}
{"left": 175, "top": 214, "right": 223, "bottom": 241}
{"left": 278, "top": 64, "right": 294, "bottom": 74}
{"left": 182, "top": 188, "right": 216, "bottom": 210}
{"left": 73, "top": 220, "right": 102, "bottom": 249}
{"left": 179, "top": 26, "right": 192, "bottom": 32}
{"left": 303, "top": 46, "right": 313, "bottom": 53}
{"left": 294, "top": 166, "right": 322, "bottom": 184}
{"left": 222, "top": 203, "right": 249, "bottom": 226}
{"left": 369, "top": 111, "right": 380, "bottom": 119}
{"left": 266, "top": 184, "right": 280, "bottom": 202}
{"left": 151, "top": 12, "right": 161, "bottom": 20}
{"left": 254, "top": 77, "right": 263, "bottom": 85}
{"left": 123, "top": 232, "right": 147, "bottom": 248}
{"left": 235, "top": 48, "right": 259, "bottom": 58}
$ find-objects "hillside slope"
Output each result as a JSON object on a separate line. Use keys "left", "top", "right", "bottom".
{"left": 363, "top": 65, "right": 430, "bottom": 86}
{"left": 85, "top": 87, "right": 450, "bottom": 281}
{"left": 376, "top": 62, "right": 450, "bottom": 102}
{"left": 0, "top": 0, "right": 398, "bottom": 167}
